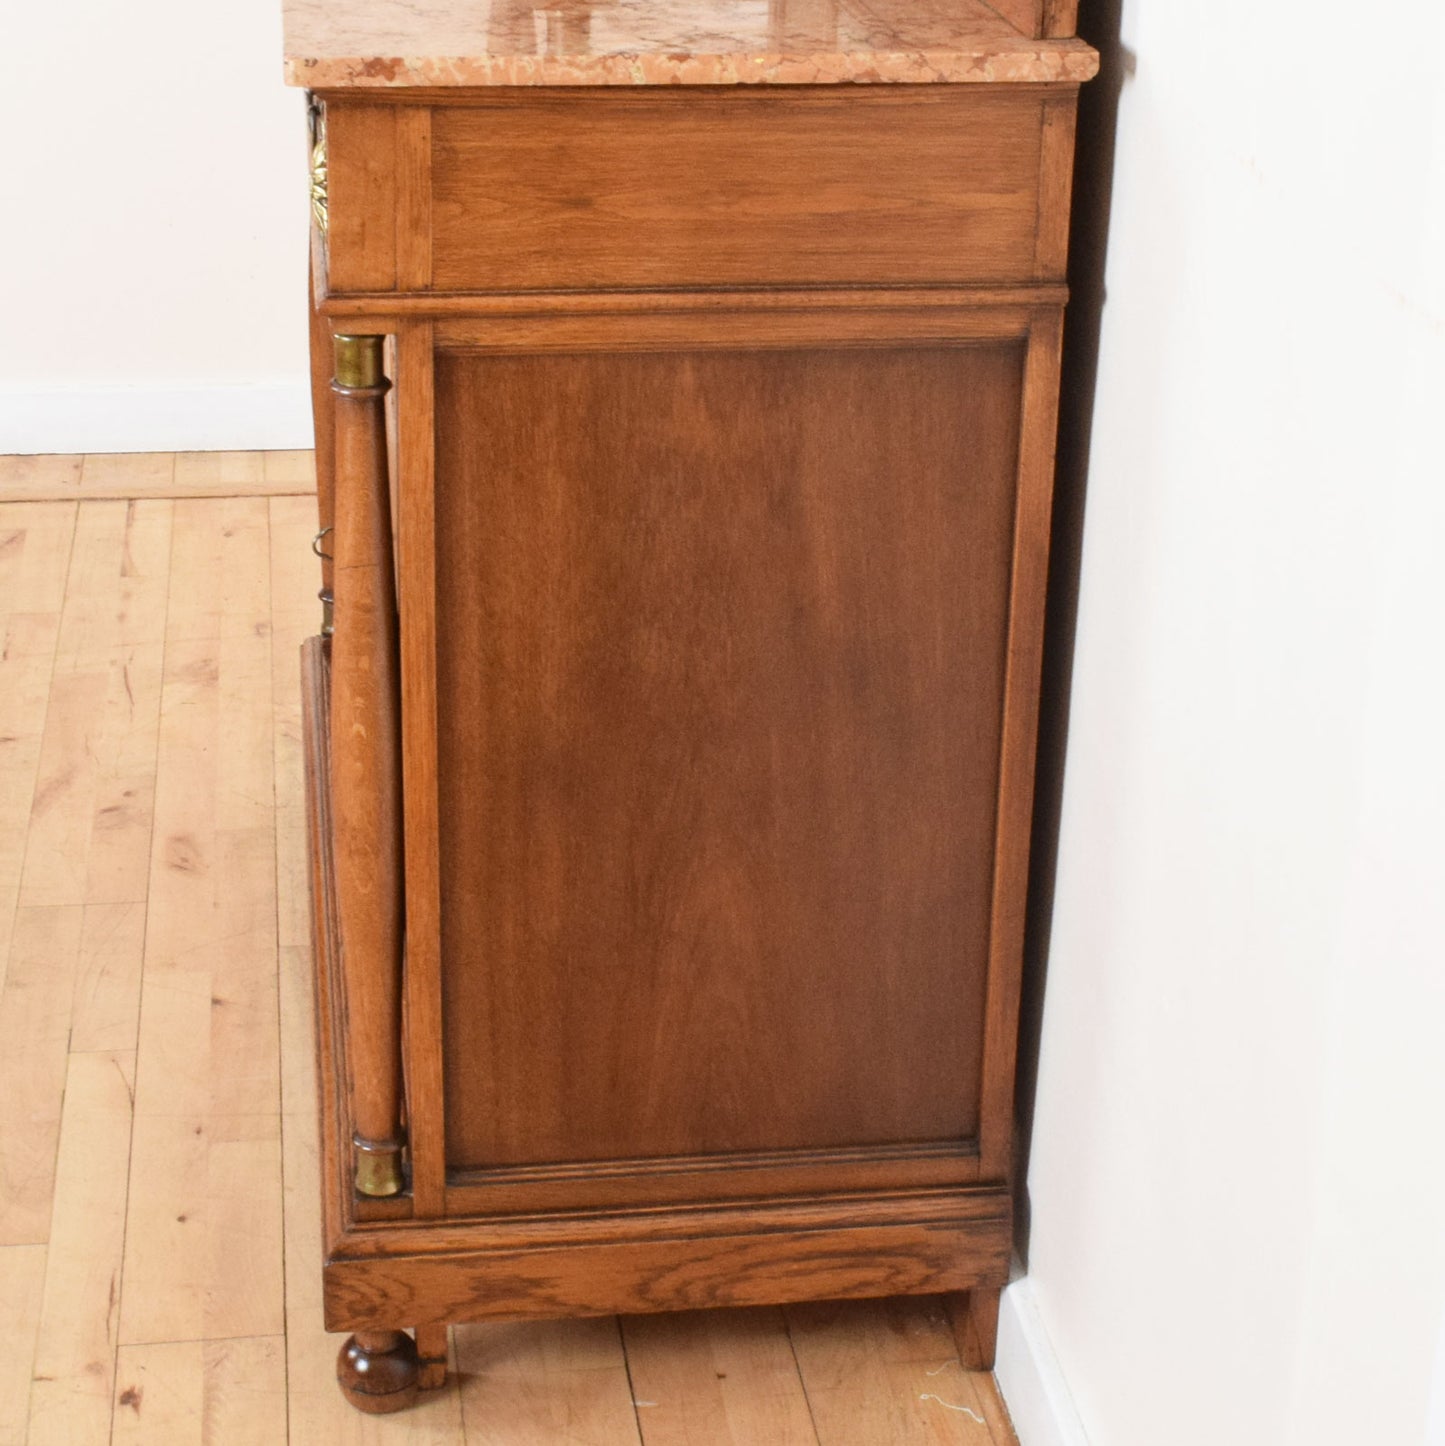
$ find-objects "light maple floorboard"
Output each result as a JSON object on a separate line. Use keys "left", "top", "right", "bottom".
{"left": 0, "top": 456, "right": 1019, "bottom": 1445}
{"left": 0, "top": 451, "right": 316, "bottom": 503}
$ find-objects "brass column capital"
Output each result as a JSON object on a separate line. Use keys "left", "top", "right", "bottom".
{"left": 333, "top": 334, "right": 388, "bottom": 392}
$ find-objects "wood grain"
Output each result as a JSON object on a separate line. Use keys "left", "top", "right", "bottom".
{"left": 444, "top": 1141, "right": 979, "bottom": 1217}
{"left": 978, "top": 312, "right": 1065, "bottom": 1180}
{"left": 120, "top": 1113, "right": 285, "bottom": 1346}
{"left": 425, "top": 88, "right": 1049, "bottom": 291}
{"left": 948, "top": 1288, "right": 1003, "bottom": 1372}
{"left": 71, "top": 901, "right": 146, "bottom": 1054}
{"left": 133, "top": 499, "right": 280, "bottom": 1123}
{"left": 432, "top": 304, "right": 1036, "bottom": 353}
{"left": 1043, "top": 0, "right": 1079, "bottom": 38}
{"left": 0, "top": 453, "right": 315, "bottom": 503}
{"left": 17, "top": 668, "right": 112, "bottom": 905}
{"left": 394, "top": 106, "right": 433, "bottom": 290}
{"left": 1035, "top": 93, "right": 1081, "bottom": 279}
{"left": 787, "top": 1296, "right": 999, "bottom": 1445}
{"left": 0, "top": 454, "right": 81, "bottom": 499}
{"left": 27, "top": 1051, "right": 136, "bottom": 1446}
{"left": 325, "top": 105, "right": 398, "bottom": 292}
{"left": 111, "top": 1338, "right": 288, "bottom": 1446}
{"left": 328, "top": 339, "right": 407, "bottom": 1182}
{"left": 0, "top": 603, "right": 67, "bottom": 981}
{"left": 317, "top": 284, "right": 1069, "bottom": 320}
{"left": 321, "top": 1194, "right": 1011, "bottom": 1329}
{"left": 55, "top": 496, "right": 172, "bottom": 660}
{"left": 25, "top": 499, "right": 169, "bottom": 912}
{"left": 0, "top": 499, "right": 76, "bottom": 612}
{"left": 435, "top": 343, "right": 1021, "bottom": 1170}
{"left": 0, "top": 1244, "right": 47, "bottom": 1445}
{"left": 81, "top": 454, "right": 175, "bottom": 496}
{"left": 123, "top": 496, "right": 284, "bottom": 1345}
{"left": 394, "top": 322, "right": 447, "bottom": 1216}
{"left": 0, "top": 905, "right": 83, "bottom": 1243}
{"left": 454, "top": 1319, "right": 641, "bottom": 1446}
{"left": 621, "top": 1308, "right": 816, "bottom": 1445}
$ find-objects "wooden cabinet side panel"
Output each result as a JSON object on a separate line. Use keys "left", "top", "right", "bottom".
{"left": 433, "top": 341, "right": 1024, "bottom": 1172}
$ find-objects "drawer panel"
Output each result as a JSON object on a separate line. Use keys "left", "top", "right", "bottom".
{"left": 322, "top": 88, "right": 1069, "bottom": 293}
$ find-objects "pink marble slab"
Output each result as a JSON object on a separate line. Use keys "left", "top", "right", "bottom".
{"left": 284, "top": 0, "right": 1098, "bottom": 88}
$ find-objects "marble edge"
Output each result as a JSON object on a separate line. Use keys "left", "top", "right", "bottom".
{"left": 284, "top": 39, "right": 1099, "bottom": 89}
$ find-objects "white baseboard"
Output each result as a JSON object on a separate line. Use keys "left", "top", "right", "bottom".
{"left": 0, "top": 381, "right": 314, "bottom": 454}
{"left": 996, "top": 1277, "right": 1091, "bottom": 1446}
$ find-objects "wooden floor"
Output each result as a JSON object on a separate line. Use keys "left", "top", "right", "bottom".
{"left": 0, "top": 452, "right": 1020, "bottom": 1446}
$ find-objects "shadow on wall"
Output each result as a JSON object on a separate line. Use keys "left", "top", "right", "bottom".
{"left": 1012, "top": 0, "right": 1130, "bottom": 1266}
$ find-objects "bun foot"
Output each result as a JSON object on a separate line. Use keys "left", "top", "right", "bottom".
{"left": 337, "top": 1330, "right": 421, "bottom": 1414}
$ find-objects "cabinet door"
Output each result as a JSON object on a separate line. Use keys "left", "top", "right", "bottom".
{"left": 431, "top": 336, "right": 1024, "bottom": 1184}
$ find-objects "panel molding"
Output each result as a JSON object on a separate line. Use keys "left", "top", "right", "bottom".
{"left": 444, "top": 1139, "right": 982, "bottom": 1216}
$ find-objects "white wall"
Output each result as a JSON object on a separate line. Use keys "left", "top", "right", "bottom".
{"left": 0, "top": 0, "right": 312, "bottom": 452}
{"left": 1025, "top": 3, "right": 1445, "bottom": 1444}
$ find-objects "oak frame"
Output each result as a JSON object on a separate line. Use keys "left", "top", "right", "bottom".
{"left": 305, "top": 296, "right": 1067, "bottom": 1327}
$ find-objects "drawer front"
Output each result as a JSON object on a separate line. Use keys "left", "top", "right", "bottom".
{"left": 322, "top": 87, "right": 1070, "bottom": 294}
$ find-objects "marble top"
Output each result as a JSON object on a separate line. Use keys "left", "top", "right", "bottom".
{"left": 283, "top": 0, "right": 1098, "bottom": 89}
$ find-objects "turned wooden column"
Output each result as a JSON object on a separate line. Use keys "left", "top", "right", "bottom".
{"left": 329, "top": 332, "right": 406, "bottom": 1198}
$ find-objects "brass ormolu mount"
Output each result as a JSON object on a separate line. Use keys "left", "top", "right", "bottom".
{"left": 353, "top": 1134, "right": 407, "bottom": 1198}
{"left": 309, "top": 101, "right": 328, "bottom": 234}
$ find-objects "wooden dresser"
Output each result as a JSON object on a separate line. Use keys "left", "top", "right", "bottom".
{"left": 284, "top": 0, "right": 1096, "bottom": 1413}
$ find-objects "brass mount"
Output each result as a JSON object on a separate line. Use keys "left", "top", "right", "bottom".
{"left": 353, "top": 1134, "right": 407, "bottom": 1198}
{"left": 309, "top": 102, "right": 328, "bottom": 234}
{"left": 333, "top": 334, "right": 388, "bottom": 392}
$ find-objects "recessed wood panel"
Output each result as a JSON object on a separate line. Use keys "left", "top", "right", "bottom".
{"left": 433, "top": 341, "right": 1024, "bottom": 1171}
{"left": 428, "top": 89, "right": 1047, "bottom": 290}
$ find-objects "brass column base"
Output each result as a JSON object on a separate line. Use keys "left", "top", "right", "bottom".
{"left": 353, "top": 1135, "right": 406, "bottom": 1197}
